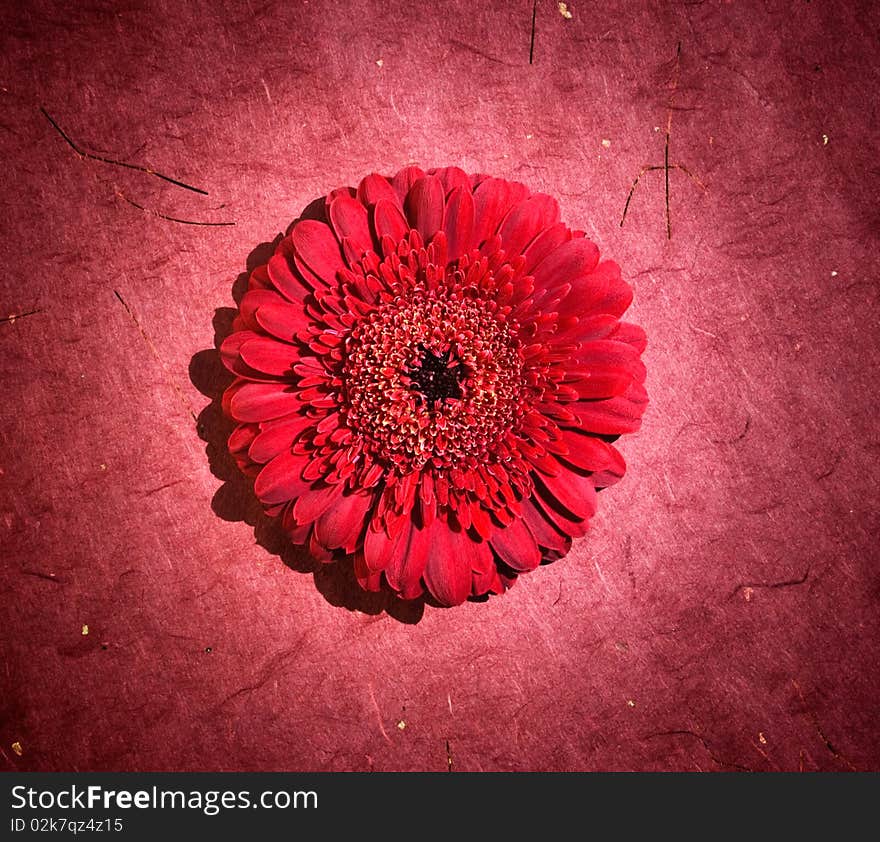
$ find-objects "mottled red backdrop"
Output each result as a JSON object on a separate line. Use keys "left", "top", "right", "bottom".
{"left": 1, "top": 0, "right": 878, "bottom": 772}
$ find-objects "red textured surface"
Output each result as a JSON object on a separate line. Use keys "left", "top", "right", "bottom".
{"left": 1, "top": 0, "right": 878, "bottom": 772}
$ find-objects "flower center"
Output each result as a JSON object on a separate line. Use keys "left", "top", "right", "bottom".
{"left": 342, "top": 290, "right": 525, "bottom": 474}
{"left": 404, "top": 346, "right": 467, "bottom": 410}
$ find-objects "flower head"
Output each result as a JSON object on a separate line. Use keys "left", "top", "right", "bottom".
{"left": 221, "top": 167, "right": 647, "bottom": 606}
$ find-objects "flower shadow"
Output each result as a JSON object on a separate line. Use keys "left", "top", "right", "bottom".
{"left": 189, "top": 239, "right": 425, "bottom": 625}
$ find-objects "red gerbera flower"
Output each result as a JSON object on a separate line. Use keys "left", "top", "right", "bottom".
{"left": 221, "top": 167, "right": 648, "bottom": 606}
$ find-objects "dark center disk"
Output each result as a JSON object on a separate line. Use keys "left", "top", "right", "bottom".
{"left": 405, "top": 346, "right": 467, "bottom": 410}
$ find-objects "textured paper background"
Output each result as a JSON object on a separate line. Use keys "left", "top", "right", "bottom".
{"left": 1, "top": 0, "right": 878, "bottom": 771}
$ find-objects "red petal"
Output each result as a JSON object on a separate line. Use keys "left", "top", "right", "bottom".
{"left": 423, "top": 521, "right": 475, "bottom": 606}
{"left": 533, "top": 468, "right": 598, "bottom": 521}
{"left": 254, "top": 451, "right": 311, "bottom": 505}
{"left": 557, "top": 313, "right": 618, "bottom": 344}
{"left": 309, "top": 527, "right": 334, "bottom": 563}
{"left": 530, "top": 483, "right": 589, "bottom": 539}
{"left": 329, "top": 195, "right": 373, "bottom": 257}
{"left": 354, "top": 552, "right": 383, "bottom": 592}
{"left": 228, "top": 424, "right": 257, "bottom": 456}
{"left": 609, "top": 321, "right": 648, "bottom": 355}
{"left": 282, "top": 510, "right": 311, "bottom": 544}
{"left": 498, "top": 194, "right": 559, "bottom": 257}
{"left": 532, "top": 237, "right": 600, "bottom": 292}
{"left": 239, "top": 289, "right": 283, "bottom": 330}
{"left": 521, "top": 497, "right": 569, "bottom": 553}
{"left": 292, "top": 254, "right": 327, "bottom": 291}
{"left": 291, "top": 220, "right": 345, "bottom": 285}
{"left": 443, "top": 186, "right": 475, "bottom": 263}
{"left": 325, "top": 186, "right": 355, "bottom": 207}
{"left": 372, "top": 198, "right": 409, "bottom": 243}
{"left": 470, "top": 502, "right": 492, "bottom": 541}
{"left": 357, "top": 173, "right": 398, "bottom": 207}
{"left": 472, "top": 177, "right": 513, "bottom": 245}
{"left": 569, "top": 381, "right": 649, "bottom": 435}
{"left": 430, "top": 166, "right": 471, "bottom": 195}
{"left": 523, "top": 446, "right": 563, "bottom": 475}
{"left": 405, "top": 175, "right": 445, "bottom": 243}
{"left": 553, "top": 432, "right": 626, "bottom": 487}
{"left": 314, "top": 489, "right": 374, "bottom": 552}
{"left": 576, "top": 338, "right": 643, "bottom": 382}
{"left": 382, "top": 516, "right": 427, "bottom": 599}
{"left": 522, "top": 222, "right": 570, "bottom": 274}
{"left": 530, "top": 192, "right": 560, "bottom": 226}
{"left": 239, "top": 337, "right": 297, "bottom": 376}
{"left": 557, "top": 430, "right": 616, "bottom": 472}
{"left": 267, "top": 252, "right": 310, "bottom": 304}
{"left": 565, "top": 372, "right": 633, "bottom": 400}
{"left": 220, "top": 330, "right": 260, "bottom": 374}
{"left": 591, "top": 450, "right": 626, "bottom": 489}
{"left": 364, "top": 522, "right": 396, "bottom": 572}
{"left": 468, "top": 535, "right": 495, "bottom": 575}
{"left": 472, "top": 564, "right": 506, "bottom": 597}
{"left": 254, "top": 300, "right": 310, "bottom": 341}
{"left": 392, "top": 166, "right": 426, "bottom": 204}
{"left": 587, "top": 260, "right": 633, "bottom": 318}
{"left": 558, "top": 272, "right": 611, "bottom": 318}
{"left": 248, "top": 414, "right": 314, "bottom": 463}
{"left": 467, "top": 537, "right": 494, "bottom": 576}
{"left": 247, "top": 264, "right": 272, "bottom": 292}
{"left": 229, "top": 383, "right": 302, "bottom": 422}
{"left": 490, "top": 517, "right": 542, "bottom": 572}
{"left": 293, "top": 482, "right": 344, "bottom": 525}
